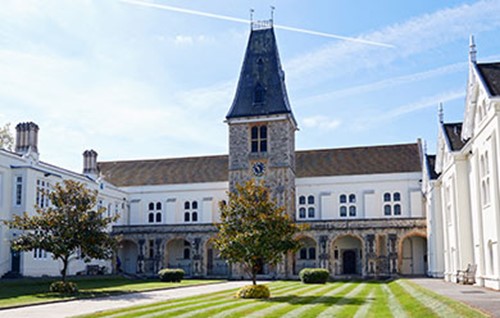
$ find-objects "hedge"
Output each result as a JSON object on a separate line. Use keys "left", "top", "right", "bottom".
{"left": 299, "top": 268, "right": 330, "bottom": 284}
{"left": 158, "top": 268, "right": 185, "bottom": 282}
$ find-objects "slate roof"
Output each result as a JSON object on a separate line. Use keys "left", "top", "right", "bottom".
{"left": 442, "top": 122, "right": 467, "bottom": 151}
{"left": 477, "top": 62, "right": 500, "bottom": 96}
{"left": 226, "top": 26, "right": 293, "bottom": 119}
{"left": 425, "top": 154, "right": 440, "bottom": 180}
{"left": 98, "top": 143, "right": 421, "bottom": 187}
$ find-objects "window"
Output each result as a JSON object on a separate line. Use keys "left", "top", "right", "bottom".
{"left": 184, "top": 201, "right": 198, "bottom": 223}
{"left": 36, "top": 179, "right": 50, "bottom": 208}
{"left": 299, "top": 247, "right": 316, "bottom": 260}
{"left": 297, "top": 194, "right": 315, "bottom": 219}
{"left": 156, "top": 202, "right": 162, "bottom": 210}
{"left": 251, "top": 125, "right": 267, "bottom": 153}
{"left": 339, "top": 193, "right": 356, "bottom": 217}
{"left": 183, "top": 248, "right": 191, "bottom": 259}
{"left": 148, "top": 213, "right": 154, "bottom": 223}
{"left": 192, "top": 212, "right": 198, "bottom": 222}
{"left": 308, "top": 247, "right": 316, "bottom": 260}
{"left": 15, "top": 176, "right": 23, "bottom": 206}
{"left": 149, "top": 240, "right": 154, "bottom": 258}
{"left": 184, "top": 201, "right": 190, "bottom": 210}
{"left": 156, "top": 212, "right": 162, "bottom": 222}
{"left": 480, "top": 152, "right": 491, "bottom": 207}
{"left": 192, "top": 201, "right": 198, "bottom": 209}
{"left": 148, "top": 201, "right": 162, "bottom": 223}
{"left": 149, "top": 202, "right": 155, "bottom": 210}
{"left": 299, "top": 248, "right": 307, "bottom": 259}
{"left": 184, "top": 212, "right": 190, "bottom": 222}
{"left": 33, "top": 248, "right": 47, "bottom": 259}
{"left": 383, "top": 192, "right": 402, "bottom": 216}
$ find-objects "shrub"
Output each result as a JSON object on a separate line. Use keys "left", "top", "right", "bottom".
{"left": 49, "top": 281, "right": 79, "bottom": 294}
{"left": 236, "top": 284, "right": 270, "bottom": 299}
{"left": 158, "top": 268, "right": 185, "bottom": 282}
{"left": 299, "top": 268, "right": 330, "bottom": 284}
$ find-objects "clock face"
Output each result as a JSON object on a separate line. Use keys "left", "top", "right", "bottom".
{"left": 252, "top": 162, "right": 265, "bottom": 177}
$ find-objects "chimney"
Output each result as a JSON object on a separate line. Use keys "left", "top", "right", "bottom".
{"left": 83, "top": 149, "right": 98, "bottom": 177}
{"left": 15, "top": 122, "right": 39, "bottom": 155}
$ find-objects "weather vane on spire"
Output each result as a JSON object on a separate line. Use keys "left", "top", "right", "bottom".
{"left": 250, "top": 8, "right": 254, "bottom": 23}
{"left": 270, "top": 6, "right": 275, "bottom": 23}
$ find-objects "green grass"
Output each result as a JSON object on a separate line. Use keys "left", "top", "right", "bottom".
{"left": 0, "top": 276, "right": 222, "bottom": 309}
{"left": 79, "top": 280, "right": 489, "bottom": 318}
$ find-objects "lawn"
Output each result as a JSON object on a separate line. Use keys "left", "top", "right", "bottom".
{"left": 80, "top": 279, "right": 488, "bottom": 318}
{"left": 0, "top": 276, "right": 222, "bottom": 309}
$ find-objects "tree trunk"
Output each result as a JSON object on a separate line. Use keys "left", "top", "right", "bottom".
{"left": 252, "top": 268, "right": 257, "bottom": 285}
{"left": 61, "top": 256, "right": 69, "bottom": 282}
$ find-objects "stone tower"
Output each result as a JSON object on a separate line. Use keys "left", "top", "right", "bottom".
{"left": 226, "top": 21, "right": 297, "bottom": 217}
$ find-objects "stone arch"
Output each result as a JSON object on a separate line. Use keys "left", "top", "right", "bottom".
{"left": 117, "top": 239, "right": 139, "bottom": 274}
{"left": 204, "top": 237, "right": 229, "bottom": 277}
{"left": 331, "top": 234, "right": 364, "bottom": 276}
{"left": 293, "top": 235, "right": 318, "bottom": 274}
{"left": 398, "top": 231, "right": 427, "bottom": 275}
{"left": 165, "top": 237, "right": 192, "bottom": 276}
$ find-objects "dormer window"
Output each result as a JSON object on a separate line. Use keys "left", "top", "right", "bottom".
{"left": 251, "top": 125, "right": 267, "bottom": 153}
{"left": 254, "top": 82, "right": 265, "bottom": 104}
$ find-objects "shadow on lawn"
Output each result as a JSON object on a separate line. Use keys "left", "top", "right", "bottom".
{"left": 263, "top": 295, "right": 367, "bottom": 306}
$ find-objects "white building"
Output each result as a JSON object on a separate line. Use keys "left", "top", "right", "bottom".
{"left": 425, "top": 37, "right": 500, "bottom": 290}
{"left": 1, "top": 22, "right": 428, "bottom": 280}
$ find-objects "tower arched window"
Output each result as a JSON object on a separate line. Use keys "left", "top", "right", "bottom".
{"left": 251, "top": 125, "right": 267, "bottom": 153}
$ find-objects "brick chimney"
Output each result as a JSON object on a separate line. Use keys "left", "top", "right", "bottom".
{"left": 83, "top": 149, "right": 98, "bottom": 177}
{"left": 15, "top": 122, "right": 39, "bottom": 155}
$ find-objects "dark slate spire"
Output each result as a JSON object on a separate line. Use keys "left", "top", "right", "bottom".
{"left": 226, "top": 21, "right": 294, "bottom": 120}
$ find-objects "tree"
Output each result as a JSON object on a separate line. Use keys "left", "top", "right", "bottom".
{"left": 5, "top": 180, "right": 118, "bottom": 282}
{"left": 0, "top": 123, "right": 14, "bottom": 151}
{"left": 214, "top": 180, "right": 305, "bottom": 285}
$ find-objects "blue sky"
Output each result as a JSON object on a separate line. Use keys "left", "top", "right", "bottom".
{"left": 1, "top": 0, "right": 500, "bottom": 172}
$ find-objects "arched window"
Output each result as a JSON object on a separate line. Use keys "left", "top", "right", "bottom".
{"left": 299, "top": 207, "right": 306, "bottom": 219}
{"left": 383, "top": 193, "right": 391, "bottom": 202}
{"left": 192, "top": 201, "right": 198, "bottom": 209}
{"left": 184, "top": 201, "right": 190, "bottom": 210}
{"left": 384, "top": 205, "right": 391, "bottom": 216}
{"left": 349, "top": 194, "right": 356, "bottom": 203}
{"left": 156, "top": 202, "right": 162, "bottom": 210}
{"left": 339, "top": 195, "right": 347, "bottom": 204}
{"left": 349, "top": 206, "right": 356, "bottom": 216}
{"left": 393, "top": 192, "right": 401, "bottom": 201}
{"left": 183, "top": 248, "right": 190, "bottom": 260}
{"left": 192, "top": 212, "right": 198, "bottom": 222}
{"left": 184, "top": 212, "right": 190, "bottom": 222}
{"left": 308, "top": 247, "right": 316, "bottom": 260}
{"left": 148, "top": 212, "right": 154, "bottom": 223}
{"left": 156, "top": 212, "right": 162, "bottom": 223}
{"left": 394, "top": 204, "right": 401, "bottom": 215}
{"left": 149, "top": 202, "right": 154, "bottom": 210}
{"left": 299, "top": 196, "right": 306, "bottom": 205}
{"left": 299, "top": 248, "right": 307, "bottom": 259}
{"left": 384, "top": 204, "right": 391, "bottom": 215}
{"left": 340, "top": 206, "right": 347, "bottom": 217}
{"left": 308, "top": 207, "right": 315, "bottom": 218}
{"left": 307, "top": 195, "right": 315, "bottom": 204}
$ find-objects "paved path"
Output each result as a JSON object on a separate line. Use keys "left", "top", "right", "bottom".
{"left": 410, "top": 278, "right": 500, "bottom": 318}
{"left": 0, "top": 281, "right": 252, "bottom": 318}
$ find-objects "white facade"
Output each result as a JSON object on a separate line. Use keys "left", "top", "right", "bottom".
{"left": 428, "top": 41, "right": 500, "bottom": 289}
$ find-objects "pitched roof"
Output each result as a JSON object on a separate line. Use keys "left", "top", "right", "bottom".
{"left": 425, "top": 154, "right": 440, "bottom": 180}
{"left": 477, "top": 62, "right": 500, "bottom": 96}
{"left": 226, "top": 25, "right": 293, "bottom": 119}
{"left": 442, "top": 122, "right": 467, "bottom": 151}
{"left": 98, "top": 143, "right": 421, "bottom": 187}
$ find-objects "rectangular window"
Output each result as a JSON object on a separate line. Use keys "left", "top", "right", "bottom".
{"left": 250, "top": 125, "right": 267, "bottom": 153}
{"left": 15, "top": 176, "right": 23, "bottom": 206}
{"left": 36, "top": 179, "right": 51, "bottom": 208}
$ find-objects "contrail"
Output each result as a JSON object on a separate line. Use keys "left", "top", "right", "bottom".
{"left": 120, "top": 0, "right": 395, "bottom": 48}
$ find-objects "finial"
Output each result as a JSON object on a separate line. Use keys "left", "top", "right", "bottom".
{"left": 250, "top": 8, "right": 254, "bottom": 23}
{"left": 469, "top": 35, "right": 477, "bottom": 63}
{"left": 438, "top": 103, "right": 444, "bottom": 124}
{"left": 270, "top": 6, "right": 275, "bottom": 23}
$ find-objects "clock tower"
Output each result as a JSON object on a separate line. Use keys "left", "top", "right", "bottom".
{"left": 226, "top": 20, "right": 297, "bottom": 218}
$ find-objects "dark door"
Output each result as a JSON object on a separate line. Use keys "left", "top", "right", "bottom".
{"left": 343, "top": 250, "right": 357, "bottom": 274}
{"left": 207, "top": 249, "right": 214, "bottom": 275}
{"left": 256, "top": 258, "right": 264, "bottom": 274}
{"left": 11, "top": 249, "right": 20, "bottom": 273}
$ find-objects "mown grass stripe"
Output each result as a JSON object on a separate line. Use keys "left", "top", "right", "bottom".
{"left": 397, "top": 280, "right": 458, "bottom": 318}
{"left": 274, "top": 283, "right": 347, "bottom": 318}
{"left": 381, "top": 283, "right": 406, "bottom": 318}
{"left": 353, "top": 289, "right": 375, "bottom": 318}
{"left": 190, "top": 282, "right": 315, "bottom": 318}
{"left": 388, "top": 280, "right": 435, "bottom": 317}
{"left": 333, "top": 283, "right": 374, "bottom": 318}
{"left": 243, "top": 283, "right": 338, "bottom": 318}
{"left": 315, "top": 283, "right": 367, "bottom": 318}
{"left": 365, "top": 283, "right": 392, "bottom": 318}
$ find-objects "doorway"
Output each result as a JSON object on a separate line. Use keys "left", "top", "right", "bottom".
{"left": 343, "top": 250, "right": 357, "bottom": 274}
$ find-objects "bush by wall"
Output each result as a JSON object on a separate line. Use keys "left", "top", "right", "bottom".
{"left": 158, "top": 268, "right": 185, "bottom": 282}
{"left": 236, "top": 284, "right": 270, "bottom": 299}
{"left": 299, "top": 268, "right": 330, "bottom": 284}
{"left": 49, "top": 281, "right": 79, "bottom": 294}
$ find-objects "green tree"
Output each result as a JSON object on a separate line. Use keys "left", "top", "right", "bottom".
{"left": 214, "top": 180, "right": 305, "bottom": 285}
{"left": 0, "top": 123, "right": 14, "bottom": 151}
{"left": 5, "top": 180, "right": 118, "bottom": 282}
